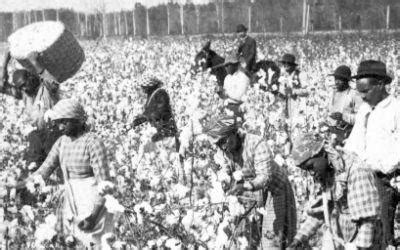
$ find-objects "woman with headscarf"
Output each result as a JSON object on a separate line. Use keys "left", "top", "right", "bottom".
{"left": 9, "top": 98, "right": 114, "bottom": 248}
{"left": 132, "top": 74, "right": 178, "bottom": 145}
{"left": 204, "top": 116, "right": 297, "bottom": 249}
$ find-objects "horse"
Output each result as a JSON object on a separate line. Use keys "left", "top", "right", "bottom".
{"left": 193, "top": 41, "right": 281, "bottom": 95}
{"left": 193, "top": 41, "right": 227, "bottom": 88}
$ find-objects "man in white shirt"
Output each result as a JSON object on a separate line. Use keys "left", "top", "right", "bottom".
{"left": 344, "top": 60, "right": 399, "bottom": 247}
{"left": 221, "top": 55, "right": 250, "bottom": 118}
{"left": 327, "top": 65, "right": 363, "bottom": 145}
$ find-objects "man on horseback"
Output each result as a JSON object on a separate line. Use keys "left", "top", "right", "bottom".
{"left": 236, "top": 24, "right": 257, "bottom": 73}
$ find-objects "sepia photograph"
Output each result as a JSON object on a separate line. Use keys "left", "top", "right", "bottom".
{"left": 0, "top": 0, "right": 399, "bottom": 249}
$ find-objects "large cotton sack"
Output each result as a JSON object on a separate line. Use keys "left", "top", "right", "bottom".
{"left": 8, "top": 21, "right": 84, "bottom": 83}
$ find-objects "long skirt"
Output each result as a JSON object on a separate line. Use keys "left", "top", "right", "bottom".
{"left": 60, "top": 177, "right": 114, "bottom": 248}
{"left": 260, "top": 180, "right": 297, "bottom": 249}
{"left": 233, "top": 180, "right": 297, "bottom": 249}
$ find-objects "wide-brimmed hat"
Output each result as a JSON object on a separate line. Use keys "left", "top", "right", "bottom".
{"left": 328, "top": 65, "right": 352, "bottom": 81}
{"left": 279, "top": 53, "right": 297, "bottom": 66}
{"left": 291, "top": 133, "right": 325, "bottom": 167}
{"left": 352, "top": 60, "right": 392, "bottom": 84}
{"left": 236, "top": 24, "right": 248, "bottom": 33}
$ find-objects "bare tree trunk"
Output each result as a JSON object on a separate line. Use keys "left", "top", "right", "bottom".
{"left": 146, "top": 8, "right": 150, "bottom": 37}
{"left": 118, "top": 12, "right": 122, "bottom": 36}
{"left": 248, "top": 4, "right": 252, "bottom": 33}
{"left": 42, "top": 10, "right": 45, "bottom": 21}
{"left": 76, "top": 12, "right": 81, "bottom": 37}
{"left": 114, "top": 13, "right": 118, "bottom": 36}
{"left": 124, "top": 12, "right": 128, "bottom": 36}
{"left": 386, "top": 5, "right": 390, "bottom": 29}
{"left": 195, "top": 5, "right": 200, "bottom": 34}
{"left": 180, "top": 4, "right": 184, "bottom": 35}
{"left": 167, "top": 4, "right": 170, "bottom": 35}
{"left": 85, "top": 13, "right": 88, "bottom": 37}
{"left": 305, "top": 4, "right": 310, "bottom": 34}
{"left": 12, "top": 13, "right": 17, "bottom": 31}
{"left": 215, "top": 1, "right": 220, "bottom": 33}
{"left": 28, "top": 11, "right": 32, "bottom": 24}
{"left": 132, "top": 9, "right": 136, "bottom": 36}
{"left": 102, "top": 12, "right": 107, "bottom": 38}
{"left": 302, "top": 0, "right": 307, "bottom": 34}
{"left": 221, "top": 0, "right": 224, "bottom": 33}
{"left": 56, "top": 9, "right": 59, "bottom": 22}
{"left": 34, "top": 10, "right": 38, "bottom": 22}
{"left": 339, "top": 15, "right": 342, "bottom": 31}
{"left": 280, "top": 17, "right": 283, "bottom": 33}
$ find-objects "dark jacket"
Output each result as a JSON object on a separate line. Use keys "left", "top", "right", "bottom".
{"left": 237, "top": 36, "right": 257, "bottom": 72}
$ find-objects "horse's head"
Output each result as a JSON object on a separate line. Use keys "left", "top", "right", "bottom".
{"left": 192, "top": 41, "right": 213, "bottom": 73}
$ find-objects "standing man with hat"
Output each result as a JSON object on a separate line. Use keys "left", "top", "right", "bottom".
{"left": 326, "top": 65, "right": 363, "bottom": 146}
{"left": 344, "top": 60, "right": 400, "bottom": 247}
{"left": 236, "top": 24, "right": 257, "bottom": 73}
{"left": 278, "top": 53, "right": 308, "bottom": 148}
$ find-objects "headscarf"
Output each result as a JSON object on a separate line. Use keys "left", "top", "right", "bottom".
{"left": 291, "top": 133, "right": 325, "bottom": 166}
{"left": 204, "top": 116, "right": 239, "bottom": 140}
{"left": 45, "top": 98, "right": 87, "bottom": 123}
{"left": 140, "top": 74, "right": 163, "bottom": 88}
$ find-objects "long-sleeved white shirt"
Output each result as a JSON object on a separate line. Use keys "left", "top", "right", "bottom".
{"left": 344, "top": 95, "right": 400, "bottom": 174}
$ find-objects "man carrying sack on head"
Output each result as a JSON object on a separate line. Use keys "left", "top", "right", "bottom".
{"left": 344, "top": 60, "right": 400, "bottom": 247}
{"left": 1, "top": 50, "right": 62, "bottom": 169}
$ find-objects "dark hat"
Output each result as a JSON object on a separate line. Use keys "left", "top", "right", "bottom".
{"left": 279, "top": 53, "right": 297, "bottom": 66}
{"left": 204, "top": 116, "right": 239, "bottom": 140}
{"left": 202, "top": 40, "right": 211, "bottom": 51}
{"left": 236, "top": 24, "right": 248, "bottom": 33}
{"left": 328, "top": 65, "right": 352, "bottom": 81}
{"left": 352, "top": 60, "right": 392, "bottom": 84}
